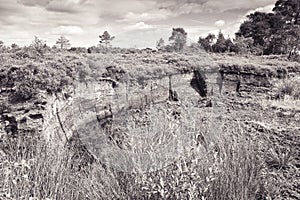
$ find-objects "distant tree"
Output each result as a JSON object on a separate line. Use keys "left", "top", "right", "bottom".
{"left": 52, "top": 45, "right": 58, "bottom": 51}
{"left": 169, "top": 28, "right": 187, "bottom": 52}
{"left": 198, "top": 33, "right": 215, "bottom": 52}
{"left": 188, "top": 43, "right": 204, "bottom": 52}
{"left": 156, "top": 38, "right": 165, "bottom": 51}
{"left": 99, "top": 31, "right": 115, "bottom": 47}
{"left": 30, "top": 36, "right": 47, "bottom": 55}
{"left": 212, "top": 31, "right": 227, "bottom": 53}
{"left": 225, "top": 37, "right": 235, "bottom": 52}
{"left": 0, "top": 41, "right": 5, "bottom": 53}
{"left": 56, "top": 35, "right": 71, "bottom": 49}
{"left": 11, "top": 43, "right": 19, "bottom": 49}
{"left": 232, "top": 36, "right": 254, "bottom": 54}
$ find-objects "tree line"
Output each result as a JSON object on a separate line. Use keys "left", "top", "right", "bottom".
{"left": 157, "top": 0, "right": 299, "bottom": 58}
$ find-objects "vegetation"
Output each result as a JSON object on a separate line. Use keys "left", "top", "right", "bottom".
{"left": 0, "top": 51, "right": 79, "bottom": 102}
{"left": 195, "top": 0, "right": 300, "bottom": 60}
{"left": 0, "top": 119, "right": 268, "bottom": 199}
{"left": 0, "top": 50, "right": 299, "bottom": 199}
{"left": 0, "top": 1, "right": 299, "bottom": 199}
{"left": 168, "top": 28, "right": 187, "bottom": 52}
{"left": 273, "top": 76, "right": 300, "bottom": 100}
{"left": 236, "top": 0, "right": 299, "bottom": 56}
{"left": 99, "top": 31, "right": 115, "bottom": 48}
{"left": 56, "top": 35, "right": 71, "bottom": 49}
{"left": 198, "top": 34, "right": 215, "bottom": 52}
{"left": 156, "top": 38, "right": 165, "bottom": 51}
{"left": 30, "top": 36, "right": 48, "bottom": 55}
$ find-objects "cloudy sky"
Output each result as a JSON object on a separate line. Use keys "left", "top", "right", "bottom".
{"left": 0, "top": 0, "right": 277, "bottom": 48}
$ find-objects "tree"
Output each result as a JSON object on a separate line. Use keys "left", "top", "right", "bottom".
{"left": 232, "top": 36, "right": 254, "bottom": 54}
{"left": 235, "top": 0, "right": 300, "bottom": 55}
{"left": 225, "top": 37, "right": 235, "bottom": 52}
{"left": 99, "top": 31, "right": 115, "bottom": 47}
{"left": 212, "top": 31, "right": 227, "bottom": 53}
{"left": 56, "top": 35, "right": 71, "bottom": 49}
{"left": 156, "top": 38, "right": 165, "bottom": 51}
{"left": 169, "top": 28, "right": 187, "bottom": 52}
{"left": 11, "top": 43, "right": 19, "bottom": 49}
{"left": 273, "top": 0, "right": 300, "bottom": 25}
{"left": 0, "top": 41, "right": 5, "bottom": 53}
{"left": 30, "top": 36, "right": 47, "bottom": 55}
{"left": 236, "top": 12, "right": 274, "bottom": 47}
{"left": 198, "top": 33, "right": 215, "bottom": 52}
{"left": 273, "top": 0, "right": 300, "bottom": 54}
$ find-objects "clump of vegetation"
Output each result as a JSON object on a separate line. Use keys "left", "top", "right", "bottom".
{"left": 265, "top": 146, "right": 293, "bottom": 170}
{"left": 0, "top": 52, "right": 80, "bottom": 102}
{"left": 273, "top": 76, "right": 300, "bottom": 100}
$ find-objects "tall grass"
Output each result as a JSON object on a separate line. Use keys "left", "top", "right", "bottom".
{"left": 0, "top": 123, "right": 268, "bottom": 199}
{"left": 117, "top": 125, "right": 267, "bottom": 200}
{"left": 0, "top": 134, "right": 120, "bottom": 199}
{"left": 273, "top": 76, "right": 300, "bottom": 100}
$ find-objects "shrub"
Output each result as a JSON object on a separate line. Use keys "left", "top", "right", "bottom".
{"left": 12, "top": 82, "right": 37, "bottom": 102}
{"left": 265, "top": 147, "right": 293, "bottom": 170}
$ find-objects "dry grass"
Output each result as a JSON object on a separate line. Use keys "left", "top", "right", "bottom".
{"left": 116, "top": 124, "right": 267, "bottom": 200}
{"left": 273, "top": 76, "right": 300, "bottom": 100}
{"left": 0, "top": 134, "right": 121, "bottom": 200}
{"left": 0, "top": 123, "right": 269, "bottom": 200}
{"left": 260, "top": 97, "right": 300, "bottom": 111}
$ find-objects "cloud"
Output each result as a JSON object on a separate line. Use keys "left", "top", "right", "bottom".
{"left": 246, "top": 4, "right": 275, "bottom": 15}
{"left": 203, "top": 0, "right": 276, "bottom": 12}
{"left": 97, "top": 0, "right": 156, "bottom": 19}
{"left": 118, "top": 10, "right": 173, "bottom": 23}
{"left": 50, "top": 26, "right": 85, "bottom": 35}
{"left": 215, "top": 20, "right": 225, "bottom": 27}
{"left": 46, "top": 0, "right": 90, "bottom": 13}
{"left": 17, "top": 0, "right": 51, "bottom": 7}
{"left": 126, "top": 22, "right": 154, "bottom": 30}
{"left": 18, "top": 0, "right": 90, "bottom": 13}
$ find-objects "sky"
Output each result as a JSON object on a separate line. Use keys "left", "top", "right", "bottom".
{"left": 0, "top": 0, "right": 277, "bottom": 48}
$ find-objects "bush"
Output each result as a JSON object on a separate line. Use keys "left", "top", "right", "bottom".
{"left": 0, "top": 52, "right": 78, "bottom": 103}
{"left": 12, "top": 82, "right": 37, "bottom": 102}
